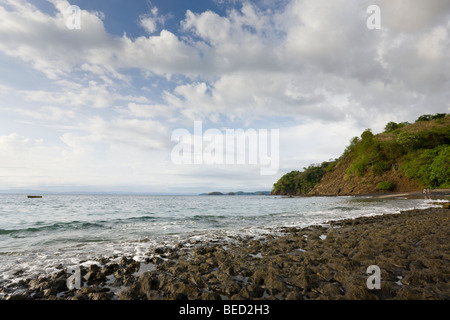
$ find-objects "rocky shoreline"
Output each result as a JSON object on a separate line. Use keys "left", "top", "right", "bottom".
{"left": 1, "top": 207, "right": 449, "bottom": 300}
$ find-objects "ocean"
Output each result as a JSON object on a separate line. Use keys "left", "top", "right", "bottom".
{"left": 0, "top": 194, "right": 441, "bottom": 285}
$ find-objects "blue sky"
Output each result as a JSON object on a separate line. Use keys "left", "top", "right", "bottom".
{"left": 0, "top": 0, "right": 449, "bottom": 193}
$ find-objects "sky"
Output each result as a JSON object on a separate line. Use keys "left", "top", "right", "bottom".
{"left": 0, "top": 0, "right": 449, "bottom": 194}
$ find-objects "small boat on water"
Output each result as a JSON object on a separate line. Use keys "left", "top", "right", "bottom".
{"left": 27, "top": 195, "right": 42, "bottom": 198}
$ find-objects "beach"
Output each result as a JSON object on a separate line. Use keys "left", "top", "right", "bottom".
{"left": 1, "top": 205, "right": 448, "bottom": 300}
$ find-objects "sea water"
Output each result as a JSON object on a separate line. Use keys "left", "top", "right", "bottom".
{"left": 0, "top": 194, "right": 441, "bottom": 284}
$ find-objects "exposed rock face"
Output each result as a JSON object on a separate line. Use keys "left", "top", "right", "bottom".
{"left": 309, "top": 155, "right": 422, "bottom": 196}
{"left": 2, "top": 208, "right": 449, "bottom": 300}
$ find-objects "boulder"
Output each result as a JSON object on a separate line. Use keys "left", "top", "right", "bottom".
{"left": 118, "top": 285, "right": 141, "bottom": 300}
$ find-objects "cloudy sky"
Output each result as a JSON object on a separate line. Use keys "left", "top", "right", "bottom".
{"left": 0, "top": 0, "right": 449, "bottom": 193}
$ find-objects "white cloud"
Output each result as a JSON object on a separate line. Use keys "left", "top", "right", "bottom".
{"left": 19, "top": 80, "right": 113, "bottom": 108}
{"left": 139, "top": 6, "right": 166, "bottom": 34}
{"left": 14, "top": 105, "right": 77, "bottom": 122}
{"left": 377, "top": 0, "right": 450, "bottom": 33}
{"left": 278, "top": 120, "right": 361, "bottom": 170}
{"left": 0, "top": 0, "right": 449, "bottom": 191}
{"left": 126, "top": 102, "right": 173, "bottom": 118}
{"left": 0, "top": 0, "right": 115, "bottom": 79}
{"left": 86, "top": 117, "right": 170, "bottom": 151}
{"left": 140, "top": 17, "right": 157, "bottom": 34}
{"left": 0, "top": 133, "right": 62, "bottom": 187}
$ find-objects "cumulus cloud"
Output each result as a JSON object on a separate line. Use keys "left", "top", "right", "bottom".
{"left": 0, "top": 0, "right": 449, "bottom": 191}
{"left": 139, "top": 6, "right": 166, "bottom": 34}
{"left": 377, "top": 0, "right": 450, "bottom": 33}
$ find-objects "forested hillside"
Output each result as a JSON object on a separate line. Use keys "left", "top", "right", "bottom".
{"left": 272, "top": 114, "right": 449, "bottom": 196}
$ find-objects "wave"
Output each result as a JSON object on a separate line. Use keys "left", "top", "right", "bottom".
{"left": 192, "top": 214, "right": 227, "bottom": 220}
{"left": 0, "top": 221, "right": 107, "bottom": 236}
{"left": 329, "top": 206, "right": 358, "bottom": 212}
{"left": 119, "top": 216, "right": 156, "bottom": 222}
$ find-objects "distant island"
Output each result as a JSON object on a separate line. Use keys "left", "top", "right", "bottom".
{"left": 199, "top": 191, "right": 271, "bottom": 196}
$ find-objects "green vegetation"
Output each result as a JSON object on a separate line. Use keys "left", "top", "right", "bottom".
{"left": 343, "top": 113, "right": 449, "bottom": 186}
{"left": 384, "top": 121, "right": 409, "bottom": 133}
{"left": 272, "top": 113, "right": 450, "bottom": 195}
{"left": 271, "top": 161, "right": 335, "bottom": 195}
{"left": 402, "top": 145, "right": 450, "bottom": 188}
{"left": 376, "top": 181, "right": 394, "bottom": 191}
{"left": 346, "top": 128, "right": 394, "bottom": 178}
{"left": 343, "top": 113, "right": 449, "bottom": 188}
{"left": 415, "top": 113, "right": 447, "bottom": 122}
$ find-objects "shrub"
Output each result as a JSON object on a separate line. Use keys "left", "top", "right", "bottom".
{"left": 396, "top": 132, "right": 419, "bottom": 150}
{"left": 372, "top": 160, "right": 390, "bottom": 175}
{"left": 415, "top": 126, "right": 450, "bottom": 149}
{"left": 416, "top": 114, "right": 434, "bottom": 122}
{"left": 377, "top": 181, "right": 394, "bottom": 191}
{"left": 426, "top": 145, "right": 450, "bottom": 187}
{"left": 348, "top": 156, "right": 370, "bottom": 177}
{"left": 272, "top": 161, "right": 336, "bottom": 195}
{"left": 343, "top": 136, "right": 360, "bottom": 156}
{"left": 416, "top": 113, "right": 447, "bottom": 122}
{"left": 384, "top": 121, "right": 399, "bottom": 133}
{"left": 382, "top": 140, "right": 404, "bottom": 161}
{"left": 402, "top": 145, "right": 450, "bottom": 188}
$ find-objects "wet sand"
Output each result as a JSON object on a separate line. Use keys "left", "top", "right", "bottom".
{"left": 1, "top": 206, "right": 449, "bottom": 300}
{"left": 363, "top": 188, "right": 450, "bottom": 200}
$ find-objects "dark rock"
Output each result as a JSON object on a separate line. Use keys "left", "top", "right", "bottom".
{"left": 43, "top": 287, "right": 57, "bottom": 298}
{"left": 28, "top": 278, "right": 51, "bottom": 292}
{"left": 285, "top": 290, "right": 303, "bottom": 300}
{"left": 138, "top": 271, "right": 160, "bottom": 299}
{"left": 173, "top": 292, "right": 188, "bottom": 300}
{"left": 6, "top": 294, "right": 30, "bottom": 300}
{"left": 251, "top": 267, "right": 286, "bottom": 292}
{"left": 48, "top": 279, "right": 67, "bottom": 294}
{"left": 164, "top": 282, "right": 200, "bottom": 300}
{"left": 101, "top": 263, "right": 119, "bottom": 276}
{"left": 128, "top": 261, "right": 140, "bottom": 273}
{"left": 71, "top": 293, "right": 89, "bottom": 300}
{"left": 118, "top": 285, "right": 141, "bottom": 300}
{"left": 120, "top": 256, "right": 133, "bottom": 266}
{"left": 32, "top": 291, "right": 44, "bottom": 299}
{"left": 50, "top": 270, "right": 66, "bottom": 281}
{"left": 316, "top": 283, "right": 344, "bottom": 299}
{"left": 89, "top": 264, "right": 101, "bottom": 272}
{"left": 200, "top": 291, "right": 222, "bottom": 300}
{"left": 88, "top": 292, "right": 114, "bottom": 300}
{"left": 86, "top": 270, "right": 107, "bottom": 285}
{"left": 150, "top": 256, "right": 164, "bottom": 265}
{"left": 166, "top": 252, "right": 179, "bottom": 260}
{"left": 78, "top": 286, "right": 109, "bottom": 294}
{"left": 240, "top": 284, "right": 264, "bottom": 299}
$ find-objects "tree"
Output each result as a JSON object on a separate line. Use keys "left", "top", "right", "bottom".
{"left": 384, "top": 121, "right": 399, "bottom": 132}
{"left": 416, "top": 113, "right": 447, "bottom": 122}
{"left": 271, "top": 161, "right": 334, "bottom": 195}
{"left": 396, "top": 132, "right": 418, "bottom": 150}
{"left": 416, "top": 114, "right": 433, "bottom": 122}
{"left": 344, "top": 136, "right": 360, "bottom": 155}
